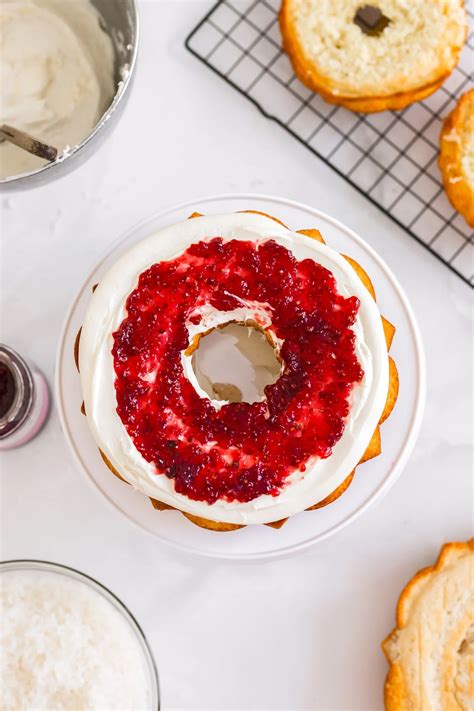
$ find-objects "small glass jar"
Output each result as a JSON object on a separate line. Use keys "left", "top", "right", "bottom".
{"left": 0, "top": 344, "right": 49, "bottom": 450}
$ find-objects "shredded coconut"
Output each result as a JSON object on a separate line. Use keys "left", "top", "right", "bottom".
{"left": 0, "top": 569, "right": 152, "bottom": 710}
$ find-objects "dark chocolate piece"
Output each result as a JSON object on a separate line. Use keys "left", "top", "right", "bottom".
{"left": 353, "top": 5, "right": 391, "bottom": 36}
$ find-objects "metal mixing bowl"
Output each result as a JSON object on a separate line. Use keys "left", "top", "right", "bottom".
{"left": 0, "top": 0, "right": 139, "bottom": 190}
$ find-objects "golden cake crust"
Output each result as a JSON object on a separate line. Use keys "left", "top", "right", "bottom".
{"left": 383, "top": 539, "right": 474, "bottom": 710}
{"left": 78, "top": 210, "right": 399, "bottom": 531}
{"left": 439, "top": 88, "right": 474, "bottom": 227}
{"left": 279, "top": 0, "right": 467, "bottom": 113}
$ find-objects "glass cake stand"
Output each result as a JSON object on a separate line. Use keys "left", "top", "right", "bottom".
{"left": 56, "top": 194, "right": 425, "bottom": 560}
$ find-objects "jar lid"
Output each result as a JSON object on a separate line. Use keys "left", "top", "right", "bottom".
{"left": 0, "top": 345, "right": 34, "bottom": 440}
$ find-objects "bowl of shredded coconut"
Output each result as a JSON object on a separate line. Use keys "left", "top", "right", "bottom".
{"left": 0, "top": 0, "right": 139, "bottom": 187}
{"left": 0, "top": 559, "right": 159, "bottom": 710}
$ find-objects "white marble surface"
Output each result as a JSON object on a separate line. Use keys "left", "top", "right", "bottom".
{"left": 1, "top": 2, "right": 472, "bottom": 710}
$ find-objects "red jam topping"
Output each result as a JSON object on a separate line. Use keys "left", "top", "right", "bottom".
{"left": 113, "top": 238, "right": 363, "bottom": 504}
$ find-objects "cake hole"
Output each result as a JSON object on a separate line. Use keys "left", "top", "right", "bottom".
{"left": 192, "top": 323, "right": 281, "bottom": 404}
{"left": 353, "top": 5, "right": 391, "bottom": 36}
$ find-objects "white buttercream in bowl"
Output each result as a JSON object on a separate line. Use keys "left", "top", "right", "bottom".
{"left": 0, "top": 0, "right": 115, "bottom": 178}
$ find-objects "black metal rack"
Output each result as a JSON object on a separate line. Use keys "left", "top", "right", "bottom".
{"left": 186, "top": 0, "right": 473, "bottom": 287}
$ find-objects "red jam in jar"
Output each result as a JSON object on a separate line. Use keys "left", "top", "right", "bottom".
{"left": 0, "top": 345, "right": 49, "bottom": 450}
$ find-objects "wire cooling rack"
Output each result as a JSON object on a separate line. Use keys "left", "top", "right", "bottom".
{"left": 186, "top": 0, "right": 474, "bottom": 287}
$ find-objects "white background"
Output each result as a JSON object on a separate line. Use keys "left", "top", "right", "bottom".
{"left": 1, "top": 2, "right": 472, "bottom": 709}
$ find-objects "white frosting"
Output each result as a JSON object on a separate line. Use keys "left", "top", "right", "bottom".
{"left": 79, "top": 212, "right": 389, "bottom": 525}
{"left": 0, "top": 0, "right": 115, "bottom": 179}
